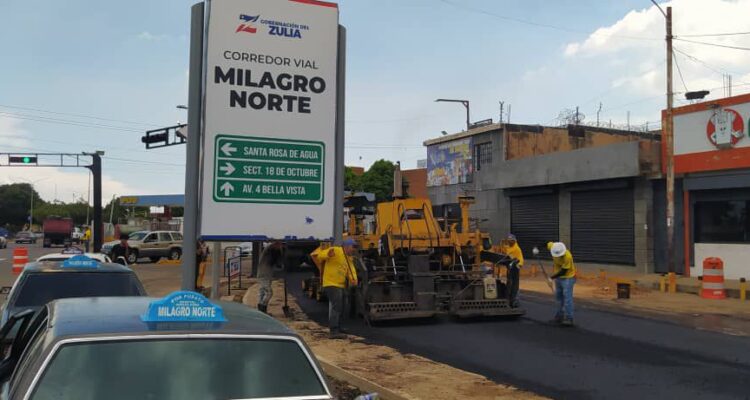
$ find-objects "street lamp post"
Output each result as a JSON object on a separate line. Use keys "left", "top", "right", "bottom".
{"left": 435, "top": 99, "right": 471, "bottom": 131}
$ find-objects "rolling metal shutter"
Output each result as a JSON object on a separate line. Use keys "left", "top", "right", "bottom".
{"left": 511, "top": 194, "right": 558, "bottom": 259}
{"left": 571, "top": 188, "right": 634, "bottom": 265}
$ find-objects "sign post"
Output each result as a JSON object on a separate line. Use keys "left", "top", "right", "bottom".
{"left": 200, "top": 0, "right": 340, "bottom": 241}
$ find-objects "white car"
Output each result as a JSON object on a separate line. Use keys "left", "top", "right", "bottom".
{"left": 36, "top": 250, "right": 112, "bottom": 263}
{"left": 0, "top": 236, "right": 6, "bottom": 249}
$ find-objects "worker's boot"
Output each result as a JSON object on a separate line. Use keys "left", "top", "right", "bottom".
{"left": 329, "top": 329, "right": 346, "bottom": 340}
{"left": 561, "top": 318, "right": 574, "bottom": 327}
{"left": 549, "top": 315, "right": 563, "bottom": 325}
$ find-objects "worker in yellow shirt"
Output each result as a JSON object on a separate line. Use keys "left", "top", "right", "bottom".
{"left": 500, "top": 234, "right": 524, "bottom": 307}
{"left": 548, "top": 241, "right": 576, "bottom": 326}
{"left": 316, "top": 238, "right": 358, "bottom": 338}
{"left": 82, "top": 227, "right": 92, "bottom": 253}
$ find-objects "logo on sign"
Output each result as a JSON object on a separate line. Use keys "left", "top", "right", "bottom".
{"left": 236, "top": 14, "right": 260, "bottom": 34}
{"left": 141, "top": 291, "right": 227, "bottom": 322}
{"left": 235, "top": 13, "right": 308, "bottom": 39}
{"left": 707, "top": 108, "right": 745, "bottom": 149}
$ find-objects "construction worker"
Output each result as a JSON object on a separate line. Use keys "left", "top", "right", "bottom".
{"left": 317, "top": 238, "right": 358, "bottom": 339}
{"left": 256, "top": 241, "right": 284, "bottom": 314}
{"left": 195, "top": 240, "right": 209, "bottom": 291}
{"left": 500, "top": 234, "right": 524, "bottom": 307}
{"left": 82, "top": 226, "right": 92, "bottom": 253}
{"left": 548, "top": 241, "right": 576, "bottom": 326}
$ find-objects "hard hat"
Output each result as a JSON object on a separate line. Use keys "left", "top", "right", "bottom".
{"left": 550, "top": 242, "right": 567, "bottom": 258}
{"left": 506, "top": 233, "right": 517, "bottom": 241}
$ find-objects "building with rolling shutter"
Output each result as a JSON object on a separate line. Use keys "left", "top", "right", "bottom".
{"left": 659, "top": 93, "right": 750, "bottom": 279}
{"left": 424, "top": 123, "right": 661, "bottom": 271}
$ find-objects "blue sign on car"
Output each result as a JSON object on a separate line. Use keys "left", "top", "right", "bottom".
{"left": 142, "top": 291, "right": 227, "bottom": 322}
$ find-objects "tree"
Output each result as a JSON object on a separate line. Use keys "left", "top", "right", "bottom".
{"left": 0, "top": 183, "right": 44, "bottom": 230}
{"left": 344, "top": 166, "right": 362, "bottom": 192}
{"left": 360, "top": 159, "right": 395, "bottom": 202}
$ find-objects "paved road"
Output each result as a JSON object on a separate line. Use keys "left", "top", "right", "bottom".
{"left": 286, "top": 272, "right": 750, "bottom": 400}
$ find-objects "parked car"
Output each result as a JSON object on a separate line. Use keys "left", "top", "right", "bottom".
{"left": 0, "top": 236, "right": 6, "bottom": 249}
{"left": 0, "top": 255, "right": 147, "bottom": 341}
{"left": 36, "top": 247, "right": 112, "bottom": 263}
{"left": 71, "top": 227, "right": 84, "bottom": 244}
{"left": 101, "top": 230, "right": 183, "bottom": 264}
{"left": 0, "top": 292, "right": 333, "bottom": 400}
{"left": 13, "top": 232, "right": 36, "bottom": 244}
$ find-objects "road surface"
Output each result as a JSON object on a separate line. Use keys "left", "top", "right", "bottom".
{"left": 286, "top": 272, "right": 750, "bottom": 400}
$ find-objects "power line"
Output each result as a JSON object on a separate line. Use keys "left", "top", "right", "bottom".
{"left": 673, "top": 52, "right": 689, "bottom": 93}
{"left": 0, "top": 112, "right": 143, "bottom": 134}
{"left": 673, "top": 47, "right": 727, "bottom": 75}
{"left": 0, "top": 104, "right": 162, "bottom": 128}
{"left": 674, "top": 37, "right": 750, "bottom": 51}
{"left": 676, "top": 31, "right": 750, "bottom": 38}
{"left": 438, "top": 0, "right": 659, "bottom": 41}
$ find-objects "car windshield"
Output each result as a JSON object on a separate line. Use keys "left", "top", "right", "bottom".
{"left": 30, "top": 338, "right": 327, "bottom": 400}
{"left": 128, "top": 232, "right": 148, "bottom": 241}
{"left": 12, "top": 273, "right": 144, "bottom": 307}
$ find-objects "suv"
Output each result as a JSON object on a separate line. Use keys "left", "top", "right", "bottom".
{"left": 101, "top": 230, "right": 183, "bottom": 264}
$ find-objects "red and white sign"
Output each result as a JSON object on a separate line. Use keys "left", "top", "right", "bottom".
{"left": 665, "top": 93, "right": 750, "bottom": 173}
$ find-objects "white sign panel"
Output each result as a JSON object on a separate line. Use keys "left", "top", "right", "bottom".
{"left": 200, "top": 0, "right": 339, "bottom": 240}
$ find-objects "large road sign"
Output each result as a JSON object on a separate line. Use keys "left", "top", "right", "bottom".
{"left": 199, "top": 0, "right": 339, "bottom": 240}
{"left": 213, "top": 135, "right": 324, "bottom": 204}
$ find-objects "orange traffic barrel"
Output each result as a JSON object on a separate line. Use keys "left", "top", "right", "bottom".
{"left": 12, "top": 247, "right": 29, "bottom": 275}
{"left": 701, "top": 257, "right": 726, "bottom": 299}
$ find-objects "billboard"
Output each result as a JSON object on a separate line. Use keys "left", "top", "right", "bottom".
{"left": 200, "top": 0, "right": 339, "bottom": 239}
{"left": 426, "top": 138, "right": 473, "bottom": 186}
{"left": 668, "top": 93, "right": 750, "bottom": 174}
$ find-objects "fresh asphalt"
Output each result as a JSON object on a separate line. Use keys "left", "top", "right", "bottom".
{"left": 286, "top": 272, "right": 750, "bottom": 400}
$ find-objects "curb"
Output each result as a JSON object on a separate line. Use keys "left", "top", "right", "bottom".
{"left": 317, "top": 356, "right": 414, "bottom": 400}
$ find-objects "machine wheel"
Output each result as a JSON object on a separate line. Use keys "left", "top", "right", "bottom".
{"left": 169, "top": 248, "right": 182, "bottom": 260}
{"left": 127, "top": 250, "right": 139, "bottom": 264}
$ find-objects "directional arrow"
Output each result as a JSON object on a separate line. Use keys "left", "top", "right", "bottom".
{"left": 220, "top": 182, "right": 235, "bottom": 196}
{"left": 221, "top": 142, "right": 237, "bottom": 156}
{"left": 219, "top": 162, "right": 236, "bottom": 176}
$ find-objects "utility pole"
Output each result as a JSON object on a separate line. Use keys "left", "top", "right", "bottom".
{"left": 87, "top": 152, "right": 103, "bottom": 252}
{"left": 597, "top": 102, "right": 602, "bottom": 126}
{"left": 499, "top": 101, "right": 505, "bottom": 124}
{"left": 664, "top": 5, "right": 677, "bottom": 291}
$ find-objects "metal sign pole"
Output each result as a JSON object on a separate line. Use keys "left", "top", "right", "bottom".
{"left": 333, "top": 25, "right": 347, "bottom": 245}
{"left": 181, "top": 2, "right": 205, "bottom": 291}
{"left": 211, "top": 242, "right": 221, "bottom": 299}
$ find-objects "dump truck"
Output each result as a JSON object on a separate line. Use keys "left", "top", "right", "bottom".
{"left": 42, "top": 217, "right": 74, "bottom": 248}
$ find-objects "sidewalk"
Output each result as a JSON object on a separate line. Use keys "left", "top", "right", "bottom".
{"left": 519, "top": 262, "right": 750, "bottom": 337}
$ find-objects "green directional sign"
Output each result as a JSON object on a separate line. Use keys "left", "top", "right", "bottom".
{"left": 213, "top": 135, "right": 325, "bottom": 204}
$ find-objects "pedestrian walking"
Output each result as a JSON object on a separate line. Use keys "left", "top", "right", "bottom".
{"left": 316, "top": 238, "right": 358, "bottom": 339}
{"left": 500, "top": 234, "right": 524, "bottom": 307}
{"left": 256, "top": 241, "right": 284, "bottom": 314}
{"left": 547, "top": 241, "right": 576, "bottom": 326}
{"left": 110, "top": 233, "right": 130, "bottom": 265}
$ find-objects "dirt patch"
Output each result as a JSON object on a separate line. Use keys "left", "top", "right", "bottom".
{"left": 241, "top": 279, "right": 545, "bottom": 400}
{"left": 327, "top": 374, "right": 364, "bottom": 399}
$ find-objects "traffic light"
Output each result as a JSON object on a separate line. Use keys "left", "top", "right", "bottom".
{"left": 9, "top": 155, "right": 37, "bottom": 165}
{"left": 141, "top": 132, "right": 169, "bottom": 147}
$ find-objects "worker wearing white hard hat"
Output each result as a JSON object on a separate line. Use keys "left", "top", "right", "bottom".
{"left": 547, "top": 241, "right": 576, "bottom": 326}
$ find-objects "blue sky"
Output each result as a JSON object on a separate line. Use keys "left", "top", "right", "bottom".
{"left": 2, "top": 0, "right": 749, "bottom": 202}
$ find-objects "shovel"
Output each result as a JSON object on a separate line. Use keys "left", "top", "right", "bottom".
{"left": 282, "top": 277, "right": 293, "bottom": 318}
{"left": 533, "top": 247, "right": 555, "bottom": 293}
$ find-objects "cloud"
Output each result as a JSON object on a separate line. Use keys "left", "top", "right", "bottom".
{"left": 562, "top": 0, "right": 750, "bottom": 104}
{"left": 0, "top": 119, "right": 139, "bottom": 204}
{"left": 136, "top": 31, "right": 169, "bottom": 41}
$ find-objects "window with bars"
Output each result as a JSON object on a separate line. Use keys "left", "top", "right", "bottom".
{"left": 474, "top": 142, "right": 492, "bottom": 171}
